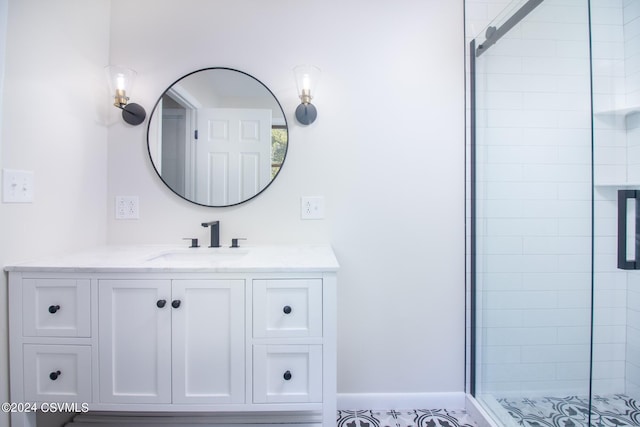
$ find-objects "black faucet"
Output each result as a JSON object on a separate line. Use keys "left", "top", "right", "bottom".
{"left": 201, "top": 221, "right": 220, "bottom": 248}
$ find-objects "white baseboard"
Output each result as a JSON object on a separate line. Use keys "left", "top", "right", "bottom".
{"left": 337, "top": 392, "right": 467, "bottom": 410}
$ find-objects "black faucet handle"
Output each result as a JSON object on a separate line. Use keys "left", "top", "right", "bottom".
{"left": 183, "top": 238, "right": 199, "bottom": 248}
{"left": 230, "top": 238, "right": 247, "bottom": 248}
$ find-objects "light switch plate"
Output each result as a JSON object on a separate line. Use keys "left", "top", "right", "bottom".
{"left": 2, "top": 169, "right": 34, "bottom": 203}
{"left": 301, "top": 196, "right": 324, "bottom": 220}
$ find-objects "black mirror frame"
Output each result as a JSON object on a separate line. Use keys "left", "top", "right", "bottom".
{"left": 146, "top": 67, "right": 289, "bottom": 208}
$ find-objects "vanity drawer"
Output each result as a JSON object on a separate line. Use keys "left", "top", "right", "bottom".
{"left": 22, "top": 278, "right": 91, "bottom": 337}
{"left": 253, "top": 345, "right": 322, "bottom": 403}
{"left": 253, "top": 279, "right": 322, "bottom": 338}
{"left": 23, "top": 344, "right": 92, "bottom": 402}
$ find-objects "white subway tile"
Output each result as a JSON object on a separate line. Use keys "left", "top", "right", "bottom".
{"left": 594, "top": 307, "right": 627, "bottom": 326}
{"left": 595, "top": 145, "right": 627, "bottom": 165}
{"left": 482, "top": 309, "right": 524, "bottom": 328}
{"left": 480, "top": 272, "right": 524, "bottom": 290}
{"left": 482, "top": 345, "right": 522, "bottom": 364}
{"left": 558, "top": 217, "right": 591, "bottom": 236}
{"left": 592, "top": 41, "right": 626, "bottom": 60}
{"left": 557, "top": 289, "right": 592, "bottom": 308}
{"left": 483, "top": 290, "right": 559, "bottom": 309}
{"left": 555, "top": 362, "right": 591, "bottom": 380}
{"left": 591, "top": 24, "right": 626, "bottom": 43}
{"left": 593, "top": 360, "right": 626, "bottom": 379}
{"left": 482, "top": 236, "right": 524, "bottom": 254}
{"left": 523, "top": 236, "right": 592, "bottom": 255}
{"left": 592, "top": 6, "right": 625, "bottom": 25}
{"left": 593, "top": 342, "right": 626, "bottom": 361}
{"left": 559, "top": 183, "right": 592, "bottom": 200}
{"left": 558, "top": 326, "right": 591, "bottom": 343}
{"left": 484, "top": 327, "right": 558, "bottom": 346}
{"left": 594, "top": 272, "right": 628, "bottom": 289}
{"left": 522, "top": 272, "right": 591, "bottom": 290}
{"left": 593, "top": 324, "right": 627, "bottom": 343}
{"left": 521, "top": 344, "right": 590, "bottom": 363}
{"left": 521, "top": 308, "right": 590, "bottom": 327}
{"left": 521, "top": 22, "right": 589, "bottom": 41}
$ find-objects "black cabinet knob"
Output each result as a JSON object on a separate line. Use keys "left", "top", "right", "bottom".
{"left": 48, "top": 305, "right": 60, "bottom": 314}
{"left": 172, "top": 300, "right": 181, "bottom": 309}
{"left": 283, "top": 370, "right": 292, "bottom": 381}
{"left": 156, "top": 299, "right": 166, "bottom": 308}
{"left": 283, "top": 305, "right": 292, "bottom": 314}
{"left": 49, "top": 370, "right": 61, "bottom": 381}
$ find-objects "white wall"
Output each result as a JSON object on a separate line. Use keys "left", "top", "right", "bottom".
{"left": 107, "top": 0, "right": 465, "bottom": 395}
{"left": 0, "top": 1, "right": 110, "bottom": 425}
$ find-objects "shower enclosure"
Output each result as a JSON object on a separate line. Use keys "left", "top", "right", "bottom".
{"left": 467, "top": 0, "right": 640, "bottom": 426}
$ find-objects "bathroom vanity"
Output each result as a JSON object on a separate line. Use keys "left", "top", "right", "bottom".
{"left": 5, "top": 245, "right": 338, "bottom": 427}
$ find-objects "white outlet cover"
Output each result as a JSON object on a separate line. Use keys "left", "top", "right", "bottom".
{"left": 2, "top": 169, "right": 34, "bottom": 203}
{"left": 115, "top": 196, "right": 139, "bottom": 219}
{"left": 301, "top": 196, "right": 325, "bottom": 220}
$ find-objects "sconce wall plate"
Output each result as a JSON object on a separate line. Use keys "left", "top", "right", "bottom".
{"left": 121, "top": 102, "right": 146, "bottom": 125}
{"left": 295, "top": 103, "right": 317, "bottom": 125}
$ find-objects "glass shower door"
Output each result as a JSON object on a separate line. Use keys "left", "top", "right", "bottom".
{"left": 590, "top": 0, "right": 640, "bottom": 423}
{"left": 470, "top": 0, "right": 594, "bottom": 424}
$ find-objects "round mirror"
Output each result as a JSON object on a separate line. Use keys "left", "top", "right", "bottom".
{"left": 147, "top": 68, "right": 288, "bottom": 207}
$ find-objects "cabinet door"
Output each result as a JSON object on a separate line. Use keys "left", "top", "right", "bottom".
{"left": 171, "top": 280, "right": 245, "bottom": 404}
{"left": 98, "top": 280, "right": 171, "bottom": 404}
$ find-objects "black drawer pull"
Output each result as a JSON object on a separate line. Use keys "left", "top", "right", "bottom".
{"left": 49, "top": 370, "right": 61, "bottom": 381}
{"left": 156, "top": 299, "right": 166, "bottom": 308}
{"left": 48, "top": 305, "right": 60, "bottom": 314}
{"left": 283, "top": 305, "right": 292, "bottom": 314}
{"left": 172, "top": 300, "right": 181, "bottom": 309}
{"left": 283, "top": 370, "right": 292, "bottom": 381}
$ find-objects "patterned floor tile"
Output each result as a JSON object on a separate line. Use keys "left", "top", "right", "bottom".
{"left": 337, "top": 409, "right": 477, "bottom": 427}
{"left": 497, "top": 394, "right": 640, "bottom": 427}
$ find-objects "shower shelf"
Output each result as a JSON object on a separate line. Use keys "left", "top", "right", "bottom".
{"left": 594, "top": 104, "right": 640, "bottom": 117}
{"left": 595, "top": 182, "right": 640, "bottom": 188}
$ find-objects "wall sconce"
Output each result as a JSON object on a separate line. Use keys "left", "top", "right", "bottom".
{"left": 293, "top": 65, "right": 320, "bottom": 125}
{"left": 105, "top": 65, "right": 146, "bottom": 126}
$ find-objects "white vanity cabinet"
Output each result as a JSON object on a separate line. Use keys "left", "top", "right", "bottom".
{"left": 6, "top": 245, "right": 338, "bottom": 427}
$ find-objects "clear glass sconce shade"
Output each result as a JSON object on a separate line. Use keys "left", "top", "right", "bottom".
{"left": 104, "top": 65, "right": 137, "bottom": 107}
{"left": 293, "top": 65, "right": 320, "bottom": 104}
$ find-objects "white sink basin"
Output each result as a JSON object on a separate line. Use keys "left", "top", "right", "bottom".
{"left": 145, "top": 248, "right": 249, "bottom": 265}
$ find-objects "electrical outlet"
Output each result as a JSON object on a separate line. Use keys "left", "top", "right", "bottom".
{"left": 2, "top": 169, "right": 34, "bottom": 203}
{"left": 301, "top": 196, "right": 324, "bottom": 220}
{"left": 115, "top": 196, "right": 139, "bottom": 219}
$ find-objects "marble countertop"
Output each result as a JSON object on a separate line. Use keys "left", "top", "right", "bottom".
{"left": 4, "top": 244, "right": 339, "bottom": 273}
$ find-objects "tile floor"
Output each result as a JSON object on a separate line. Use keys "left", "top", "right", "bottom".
{"left": 497, "top": 394, "right": 640, "bottom": 427}
{"left": 337, "top": 409, "right": 477, "bottom": 427}
{"left": 64, "top": 409, "right": 479, "bottom": 427}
